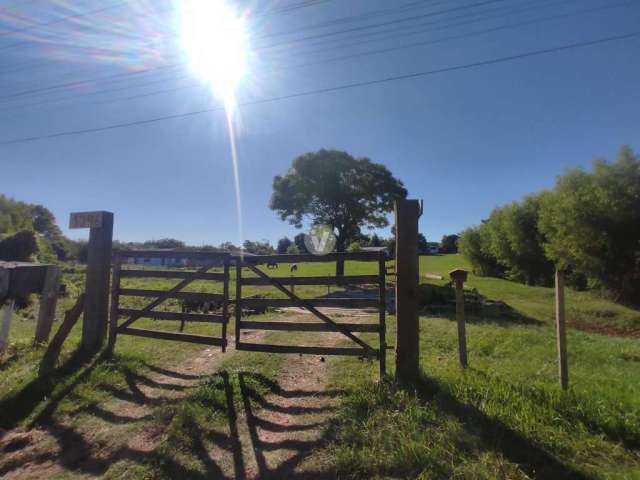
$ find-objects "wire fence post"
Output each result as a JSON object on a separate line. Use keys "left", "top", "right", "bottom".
{"left": 555, "top": 269, "right": 569, "bottom": 389}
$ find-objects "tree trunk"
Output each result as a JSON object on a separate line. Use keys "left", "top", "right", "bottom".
{"left": 335, "top": 234, "right": 345, "bottom": 277}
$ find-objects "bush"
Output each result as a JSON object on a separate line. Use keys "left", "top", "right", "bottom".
{"left": 539, "top": 146, "right": 640, "bottom": 303}
{"left": 0, "top": 230, "right": 38, "bottom": 261}
{"left": 347, "top": 241, "right": 361, "bottom": 253}
{"left": 460, "top": 145, "right": 640, "bottom": 302}
{"left": 458, "top": 226, "right": 503, "bottom": 277}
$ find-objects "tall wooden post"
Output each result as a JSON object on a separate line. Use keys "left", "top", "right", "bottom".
{"left": 108, "top": 253, "right": 122, "bottom": 353}
{"left": 378, "top": 256, "right": 387, "bottom": 378}
{"left": 34, "top": 265, "right": 62, "bottom": 344}
{"left": 395, "top": 199, "right": 421, "bottom": 382}
{"left": 70, "top": 211, "right": 114, "bottom": 353}
{"left": 235, "top": 259, "right": 242, "bottom": 349}
{"left": 0, "top": 299, "right": 15, "bottom": 353}
{"left": 449, "top": 268, "right": 468, "bottom": 368}
{"left": 555, "top": 269, "right": 568, "bottom": 390}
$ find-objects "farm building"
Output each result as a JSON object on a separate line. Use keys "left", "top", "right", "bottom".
{"left": 125, "top": 249, "right": 187, "bottom": 267}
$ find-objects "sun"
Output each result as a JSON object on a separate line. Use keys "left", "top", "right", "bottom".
{"left": 179, "top": 0, "right": 248, "bottom": 109}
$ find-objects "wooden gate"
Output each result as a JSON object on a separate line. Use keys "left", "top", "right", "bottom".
{"left": 109, "top": 250, "right": 230, "bottom": 349}
{"left": 233, "top": 251, "right": 388, "bottom": 376}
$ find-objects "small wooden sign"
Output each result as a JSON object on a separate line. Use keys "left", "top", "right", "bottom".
{"left": 69, "top": 211, "right": 105, "bottom": 229}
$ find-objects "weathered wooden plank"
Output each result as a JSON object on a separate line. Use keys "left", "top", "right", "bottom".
{"left": 0, "top": 299, "right": 15, "bottom": 352}
{"left": 236, "top": 342, "right": 376, "bottom": 357}
{"left": 117, "top": 308, "right": 226, "bottom": 323}
{"left": 240, "top": 297, "right": 379, "bottom": 309}
{"left": 40, "top": 293, "right": 85, "bottom": 375}
{"left": 235, "top": 260, "right": 242, "bottom": 349}
{"left": 239, "top": 320, "right": 379, "bottom": 332}
{"left": 119, "top": 289, "right": 224, "bottom": 302}
{"left": 119, "top": 270, "right": 226, "bottom": 281}
{"left": 379, "top": 258, "right": 387, "bottom": 377}
{"left": 221, "top": 259, "right": 229, "bottom": 352}
{"left": 116, "top": 250, "right": 230, "bottom": 261}
{"left": 238, "top": 251, "right": 384, "bottom": 265}
{"left": 395, "top": 199, "right": 421, "bottom": 382}
{"left": 34, "top": 265, "right": 61, "bottom": 344}
{"left": 240, "top": 275, "right": 379, "bottom": 286}
{"left": 82, "top": 211, "right": 113, "bottom": 352}
{"left": 108, "top": 255, "right": 121, "bottom": 352}
{"left": 118, "top": 327, "right": 225, "bottom": 346}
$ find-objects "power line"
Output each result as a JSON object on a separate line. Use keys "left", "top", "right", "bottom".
{"left": 7, "top": 0, "right": 622, "bottom": 113}
{"left": 0, "top": 0, "right": 622, "bottom": 112}
{"left": 0, "top": 0, "right": 541, "bottom": 103}
{"left": 0, "top": 0, "right": 334, "bottom": 51}
{"left": 1, "top": 30, "right": 637, "bottom": 146}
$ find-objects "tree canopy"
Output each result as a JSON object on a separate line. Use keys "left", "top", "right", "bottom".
{"left": 460, "top": 145, "right": 640, "bottom": 303}
{"left": 270, "top": 149, "right": 407, "bottom": 274}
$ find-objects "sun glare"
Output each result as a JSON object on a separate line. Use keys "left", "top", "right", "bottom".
{"left": 179, "top": 0, "right": 248, "bottom": 108}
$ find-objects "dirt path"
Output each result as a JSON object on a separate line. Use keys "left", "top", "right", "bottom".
{"left": 0, "top": 312, "right": 375, "bottom": 479}
{"left": 0, "top": 329, "right": 266, "bottom": 479}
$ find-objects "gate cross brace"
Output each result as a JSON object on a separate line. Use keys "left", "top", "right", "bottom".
{"left": 244, "top": 264, "right": 375, "bottom": 355}
{"left": 118, "top": 264, "right": 213, "bottom": 330}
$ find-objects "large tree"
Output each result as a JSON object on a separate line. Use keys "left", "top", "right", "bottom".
{"left": 270, "top": 149, "right": 407, "bottom": 275}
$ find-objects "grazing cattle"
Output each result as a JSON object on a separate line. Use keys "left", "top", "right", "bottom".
{"left": 266, "top": 262, "right": 278, "bottom": 270}
{"left": 181, "top": 299, "right": 206, "bottom": 313}
{"left": 290, "top": 264, "right": 298, "bottom": 273}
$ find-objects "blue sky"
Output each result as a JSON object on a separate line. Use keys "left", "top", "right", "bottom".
{"left": 1, "top": 0, "right": 639, "bottom": 247}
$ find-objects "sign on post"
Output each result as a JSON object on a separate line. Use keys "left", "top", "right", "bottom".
{"left": 69, "top": 211, "right": 104, "bottom": 229}
{"left": 70, "top": 211, "right": 114, "bottom": 352}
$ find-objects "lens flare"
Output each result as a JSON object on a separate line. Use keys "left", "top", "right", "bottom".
{"left": 179, "top": 0, "right": 247, "bottom": 109}
{"left": 179, "top": 0, "right": 249, "bottom": 250}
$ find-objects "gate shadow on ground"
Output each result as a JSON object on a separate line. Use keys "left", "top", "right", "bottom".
{"left": 0, "top": 359, "right": 198, "bottom": 478}
{"left": 238, "top": 371, "right": 342, "bottom": 480}
{"left": 414, "top": 374, "right": 591, "bottom": 480}
{"left": 0, "top": 363, "right": 342, "bottom": 479}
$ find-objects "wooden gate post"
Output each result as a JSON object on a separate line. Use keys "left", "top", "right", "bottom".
{"left": 394, "top": 199, "right": 421, "bottom": 383}
{"left": 70, "top": 211, "right": 114, "bottom": 352}
{"left": 555, "top": 269, "right": 568, "bottom": 390}
{"left": 34, "top": 265, "right": 62, "bottom": 344}
{"left": 449, "top": 269, "right": 468, "bottom": 368}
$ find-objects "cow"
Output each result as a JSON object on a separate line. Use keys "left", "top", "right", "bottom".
{"left": 266, "top": 262, "right": 278, "bottom": 270}
{"left": 290, "top": 264, "right": 298, "bottom": 273}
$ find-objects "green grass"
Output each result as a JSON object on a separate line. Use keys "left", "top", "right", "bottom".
{"left": 324, "top": 255, "right": 640, "bottom": 479}
{"left": 3, "top": 255, "right": 640, "bottom": 479}
{"left": 421, "top": 254, "right": 640, "bottom": 334}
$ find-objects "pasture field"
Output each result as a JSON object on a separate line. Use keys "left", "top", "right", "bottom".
{"left": 0, "top": 254, "right": 639, "bottom": 479}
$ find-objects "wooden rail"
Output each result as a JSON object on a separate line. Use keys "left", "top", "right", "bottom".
{"left": 119, "top": 270, "right": 226, "bottom": 280}
{"left": 236, "top": 342, "right": 374, "bottom": 357}
{"left": 239, "top": 275, "right": 378, "bottom": 286}
{"left": 119, "top": 289, "right": 224, "bottom": 302}
{"left": 117, "top": 308, "right": 225, "bottom": 323}
{"left": 119, "top": 327, "right": 226, "bottom": 346}
{"left": 238, "top": 251, "right": 385, "bottom": 265}
{"left": 115, "top": 250, "right": 231, "bottom": 261}
{"left": 239, "top": 320, "right": 379, "bottom": 332}
{"left": 240, "top": 297, "right": 379, "bottom": 308}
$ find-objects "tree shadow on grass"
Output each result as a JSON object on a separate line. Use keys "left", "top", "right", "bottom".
{"left": 470, "top": 369, "right": 640, "bottom": 452}
{"left": 419, "top": 283, "right": 543, "bottom": 326}
{"left": 414, "top": 374, "right": 592, "bottom": 480}
{"left": 0, "top": 348, "right": 103, "bottom": 430}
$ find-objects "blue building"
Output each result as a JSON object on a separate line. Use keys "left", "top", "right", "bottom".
{"left": 126, "top": 249, "right": 186, "bottom": 267}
